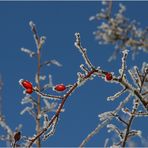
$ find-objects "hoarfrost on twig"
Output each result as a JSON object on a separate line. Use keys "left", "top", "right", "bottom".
{"left": 20, "top": 48, "right": 36, "bottom": 57}
{"left": 119, "top": 49, "right": 128, "bottom": 78}
{"left": 107, "top": 87, "right": 126, "bottom": 101}
{"left": 43, "top": 117, "right": 58, "bottom": 141}
{"left": 75, "top": 32, "right": 94, "bottom": 69}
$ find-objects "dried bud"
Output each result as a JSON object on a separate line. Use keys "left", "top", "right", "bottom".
{"left": 14, "top": 131, "right": 21, "bottom": 142}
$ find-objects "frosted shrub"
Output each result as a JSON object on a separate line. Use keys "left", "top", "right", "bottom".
{"left": 0, "top": 1, "right": 147, "bottom": 147}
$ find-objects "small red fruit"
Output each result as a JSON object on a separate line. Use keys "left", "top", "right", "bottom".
{"left": 25, "top": 88, "right": 33, "bottom": 94}
{"left": 19, "top": 79, "right": 33, "bottom": 94}
{"left": 105, "top": 73, "right": 113, "bottom": 81}
{"left": 54, "top": 84, "right": 66, "bottom": 92}
{"left": 19, "top": 79, "right": 33, "bottom": 89}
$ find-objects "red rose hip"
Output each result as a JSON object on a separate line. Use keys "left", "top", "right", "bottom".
{"left": 25, "top": 88, "right": 33, "bottom": 94}
{"left": 19, "top": 79, "right": 33, "bottom": 94}
{"left": 19, "top": 79, "right": 33, "bottom": 89}
{"left": 105, "top": 73, "right": 113, "bottom": 81}
{"left": 54, "top": 84, "right": 66, "bottom": 92}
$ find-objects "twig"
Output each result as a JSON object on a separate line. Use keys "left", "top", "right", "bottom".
{"left": 29, "top": 21, "right": 42, "bottom": 147}
{"left": 120, "top": 50, "right": 128, "bottom": 79}
{"left": 75, "top": 32, "right": 94, "bottom": 69}
{"left": 112, "top": 114, "right": 128, "bottom": 126}
{"left": 121, "top": 100, "right": 138, "bottom": 147}
{"left": 36, "top": 42, "right": 41, "bottom": 147}
{"left": 33, "top": 87, "right": 63, "bottom": 100}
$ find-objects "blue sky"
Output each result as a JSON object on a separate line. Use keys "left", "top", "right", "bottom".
{"left": 0, "top": 1, "right": 147, "bottom": 147}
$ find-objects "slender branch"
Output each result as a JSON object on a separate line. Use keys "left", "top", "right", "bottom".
{"left": 75, "top": 32, "right": 94, "bottom": 69}
{"left": 112, "top": 114, "right": 128, "bottom": 126}
{"left": 29, "top": 21, "right": 40, "bottom": 47}
{"left": 107, "top": 87, "right": 127, "bottom": 101}
{"left": 134, "top": 66, "right": 142, "bottom": 88}
{"left": 36, "top": 43, "right": 41, "bottom": 147}
{"left": 120, "top": 50, "right": 128, "bottom": 79}
{"left": 28, "top": 68, "right": 98, "bottom": 147}
{"left": 29, "top": 21, "right": 43, "bottom": 147}
{"left": 133, "top": 112, "right": 148, "bottom": 117}
{"left": 33, "top": 87, "right": 63, "bottom": 100}
{"left": 122, "top": 71, "right": 147, "bottom": 147}
{"left": 122, "top": 105, "right": 137, "bottom": 147}
{"left": 40, "top": 59, "right": 62, "bottom": 67}
{"left": 139, "top": 70, "right": 147, "bottom": 92}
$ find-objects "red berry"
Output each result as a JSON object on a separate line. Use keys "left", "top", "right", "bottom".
{"left": 54, "top": 84, "right": 66, "bottom": 92}
{"left": 19, "top": 79, "right": 33, "bottom": 94}
{"left": 105, "top": 73, "right": 113, "bottom": 81}
{"left": 19, "top": 79, "right": 33, "bottom": 89}
{"left": 25, "top": 88, "right": 33, "bottom": 94}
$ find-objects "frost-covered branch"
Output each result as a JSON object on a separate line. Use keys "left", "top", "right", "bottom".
{"left": 90, "top": 1, "right": 148, "bottom": 61}
{"left": 75, "top": 32, "right": 94, "bottom": 69}
{"left": 27, "top": 67, "right": 98, "bottom": 147}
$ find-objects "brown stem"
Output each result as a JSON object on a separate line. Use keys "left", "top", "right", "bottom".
{"left": 113, "top": 114, "right": 128, "bottom": 126}
{"left": 36, "top": 45, "right": 41, "bottom": 147}
{"left": 33, "top": 87, "right": 63, "bottom": 100}
{"left": 122, "top": 114, "right": 135, "bottom": 147}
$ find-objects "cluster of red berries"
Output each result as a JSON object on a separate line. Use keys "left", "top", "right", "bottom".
{"left": 19, "top": 79, "right": 33, "bottom": 94}
{"left": 19, "top": 79, "right": 67, "bottom": 94}
{"left": 19, "top": 73, "right": 112, "bottom": 94}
